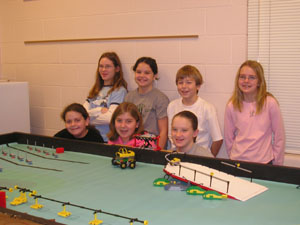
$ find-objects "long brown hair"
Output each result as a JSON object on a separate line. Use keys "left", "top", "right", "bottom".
{"left": 107, "top": 102, "right": 144, "bottom": 141}
{"left": 88, "top": 52, "right": 127, "bottom": 99}
{"left": 230, "top": 60, "right": 275, "bottom": 114}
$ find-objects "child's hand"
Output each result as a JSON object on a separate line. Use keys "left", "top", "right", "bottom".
{"left": 87, "top": 108, "right": 98, "bottom": 117}
{"left": 101, "top": 107, "right": 109, "bottom": 114}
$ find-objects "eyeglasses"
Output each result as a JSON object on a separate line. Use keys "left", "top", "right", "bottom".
{"left": 99, "top": 65, "right": 113, "bottom": 70}
{"left": 239, "top": 75, "right": 257, "bottom": 81}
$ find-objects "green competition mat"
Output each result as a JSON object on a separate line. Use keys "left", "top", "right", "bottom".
{"left": 1, "top": 143, "right": 300, "bottom": 225}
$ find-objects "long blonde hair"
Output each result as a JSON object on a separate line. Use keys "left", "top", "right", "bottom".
{"left": 88, "top": 52, "right": 127, "bottom": 99}
{"left": 230, "top": 60, "right": 274, "bottom": 114}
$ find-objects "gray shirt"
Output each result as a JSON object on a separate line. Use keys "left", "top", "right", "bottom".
{"left": 184, "top": 143, "right": 213, "bottom": 157}
{"left": 125, "top": 88, "right": 169, "bottom": 135}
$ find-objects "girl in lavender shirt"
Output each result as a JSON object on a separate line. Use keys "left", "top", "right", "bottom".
{"left": 224, "top": 60, "right": 285, "bottom": 165}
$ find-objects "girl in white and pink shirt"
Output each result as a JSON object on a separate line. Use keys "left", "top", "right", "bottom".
{"left": 107, "top": 102, "right": 144, "bottom": 147}
{"left": 224, "top": 60, "right": 285, "bottom": 165}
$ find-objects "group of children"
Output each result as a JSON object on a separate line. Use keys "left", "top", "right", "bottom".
{"left": 54, "top": 52, "right": 285, "bottom": 166}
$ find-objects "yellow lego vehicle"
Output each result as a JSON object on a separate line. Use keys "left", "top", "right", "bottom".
{"left": 112, "top": 148, "right": 136, "bottom": 169}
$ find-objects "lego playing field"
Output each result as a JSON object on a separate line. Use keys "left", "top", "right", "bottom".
{"left": 1, "top": 142, "right": 300, "bottom": 225}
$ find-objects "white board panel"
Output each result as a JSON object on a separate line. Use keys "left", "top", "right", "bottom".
{"left": 0, "top": 81, "right": 30, "bottom": 134}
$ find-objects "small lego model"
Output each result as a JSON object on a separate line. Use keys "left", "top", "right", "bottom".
{"left": 153, "top": 178, "right": 170, "bottom": 187}
{"left": 29, "top": 191, "right": 44, "bottom": 209}
{"left": 186, "top": 186, "right": 206, "bottom": 195}
{"left": 26, "top": 158, "right": 32, "bottom": 165}
{"left": 112, "top": 148, "right": 136, "bottom": 169}
{"left": 43, "top": 150, "right": 50, "bottom": 155}
{"left": 134, "top": 133, "right": 161, "bottom": 150}
{"left": 164, "top": 180, "right": 190, "bottom": 191}
{"left": 153, "top": 176, "right": 191, "bottom": 191}
{"left": 89, "top": 212, "right": 103, "bottom": 225}
{"left": 58, "top": 204, "right": 71, "bottom": 217}
{"left": 170, "top": 157, "right": 181, "bottom": 166}
{"left": 10, "top": 191, "right": 27, "bottom": 206}
{"left": 0, "top": 191, "right": 6, "bottom": 208}
{"left": 56, "top": 147, "right": 64, "bottom": 154}
{"left": 2, "top": 150, "right": 7, "bottom": 156}
{"left": 202, "top": 191, "right": 227, "bottom": 200}
{"left": 17, "top": 156, "right": 24, "bottom": 161}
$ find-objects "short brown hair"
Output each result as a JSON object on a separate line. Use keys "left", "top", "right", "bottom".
{"left": 176, "top": 65, "right": 203, "bottom": 86}
{"left": 61, "top": 103, "right": 89, "bottom": 122}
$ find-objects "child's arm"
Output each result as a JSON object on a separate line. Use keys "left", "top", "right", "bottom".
{"left": 101, "top": 107, "right": 109, "bottom": 113}
{"left": 158, "top": 116, "right": 168, "bottom": 150}
{"left": 224, "top": 103, "right": 236, "bottom": 158}
{"left": 83, "top": 100, "right": 91, "bottom": 111}
{"left": 92, "top": 104, "right": 118, "bottom": 125}
{"left": 83, "top": 99, "right": 105, "bottom": 119}
{"left": 86, "top": 87, "right": 127, "bottom": 125}
{"left": 206, "top": 103, "right": 223, "bottom": 157}
{"left": 270, "top": 98, "right": 285, "bottom": 165}
{"left": 154, "top": 90, "right": 170, "bottom": 150}
{"left": 167, "top": 103, "right": 175, "bottom": 149}
{"left": 210, "top": 139, "right": 223, "bottom": 157}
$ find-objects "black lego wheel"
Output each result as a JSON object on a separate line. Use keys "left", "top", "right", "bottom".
{"left": 129, "top": 161, "right": 136, "bottom": 169}
{"left": 121, "top": 162, "right": 127, "bottom": 169}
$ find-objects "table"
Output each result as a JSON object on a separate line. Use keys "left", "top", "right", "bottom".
{"left": 1, "top": 132, "right": 300, "bottom": 225}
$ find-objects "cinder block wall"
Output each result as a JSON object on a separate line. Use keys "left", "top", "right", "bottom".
{"left": 0, "top": 0, "right": 248, "bottom": 158}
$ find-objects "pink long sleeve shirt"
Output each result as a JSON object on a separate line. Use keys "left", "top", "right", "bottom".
{"left": 224, "top": 96, "right": 285, "bottom": 165}
{"left": 108, "top": 136, "right": 136, "bottom": 147}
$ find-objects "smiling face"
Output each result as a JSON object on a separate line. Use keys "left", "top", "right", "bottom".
{"left": 115, "top": 112, "right": 139, "bottom": 143}
{"left": 134, "top": 62, "right": 157, "bottom": 93}
{"left": 177, "top": 77, "right": 200, "bottom": 105}
{"left": 65, "top": 111, "right": 89, "bottom": 139}
{"left": 238, "top": 66, "right": 259, "bottom": 101}
{"left": 171, "top": 116, "right": 198, "bottom": 153}
{"left": 98, "top": 57, "right": 120, "bottom": 85}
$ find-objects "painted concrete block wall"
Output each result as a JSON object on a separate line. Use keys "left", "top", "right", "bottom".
{"left": 0, "top": 0, "right": 248, "bottom": 158}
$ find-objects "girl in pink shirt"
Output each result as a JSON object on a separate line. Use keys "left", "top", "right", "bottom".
{"left": 107, "top": 102, "right": 144, "bottom": 147}
{"left": 224, "top": 60, "right": 285, "bottom": 165}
